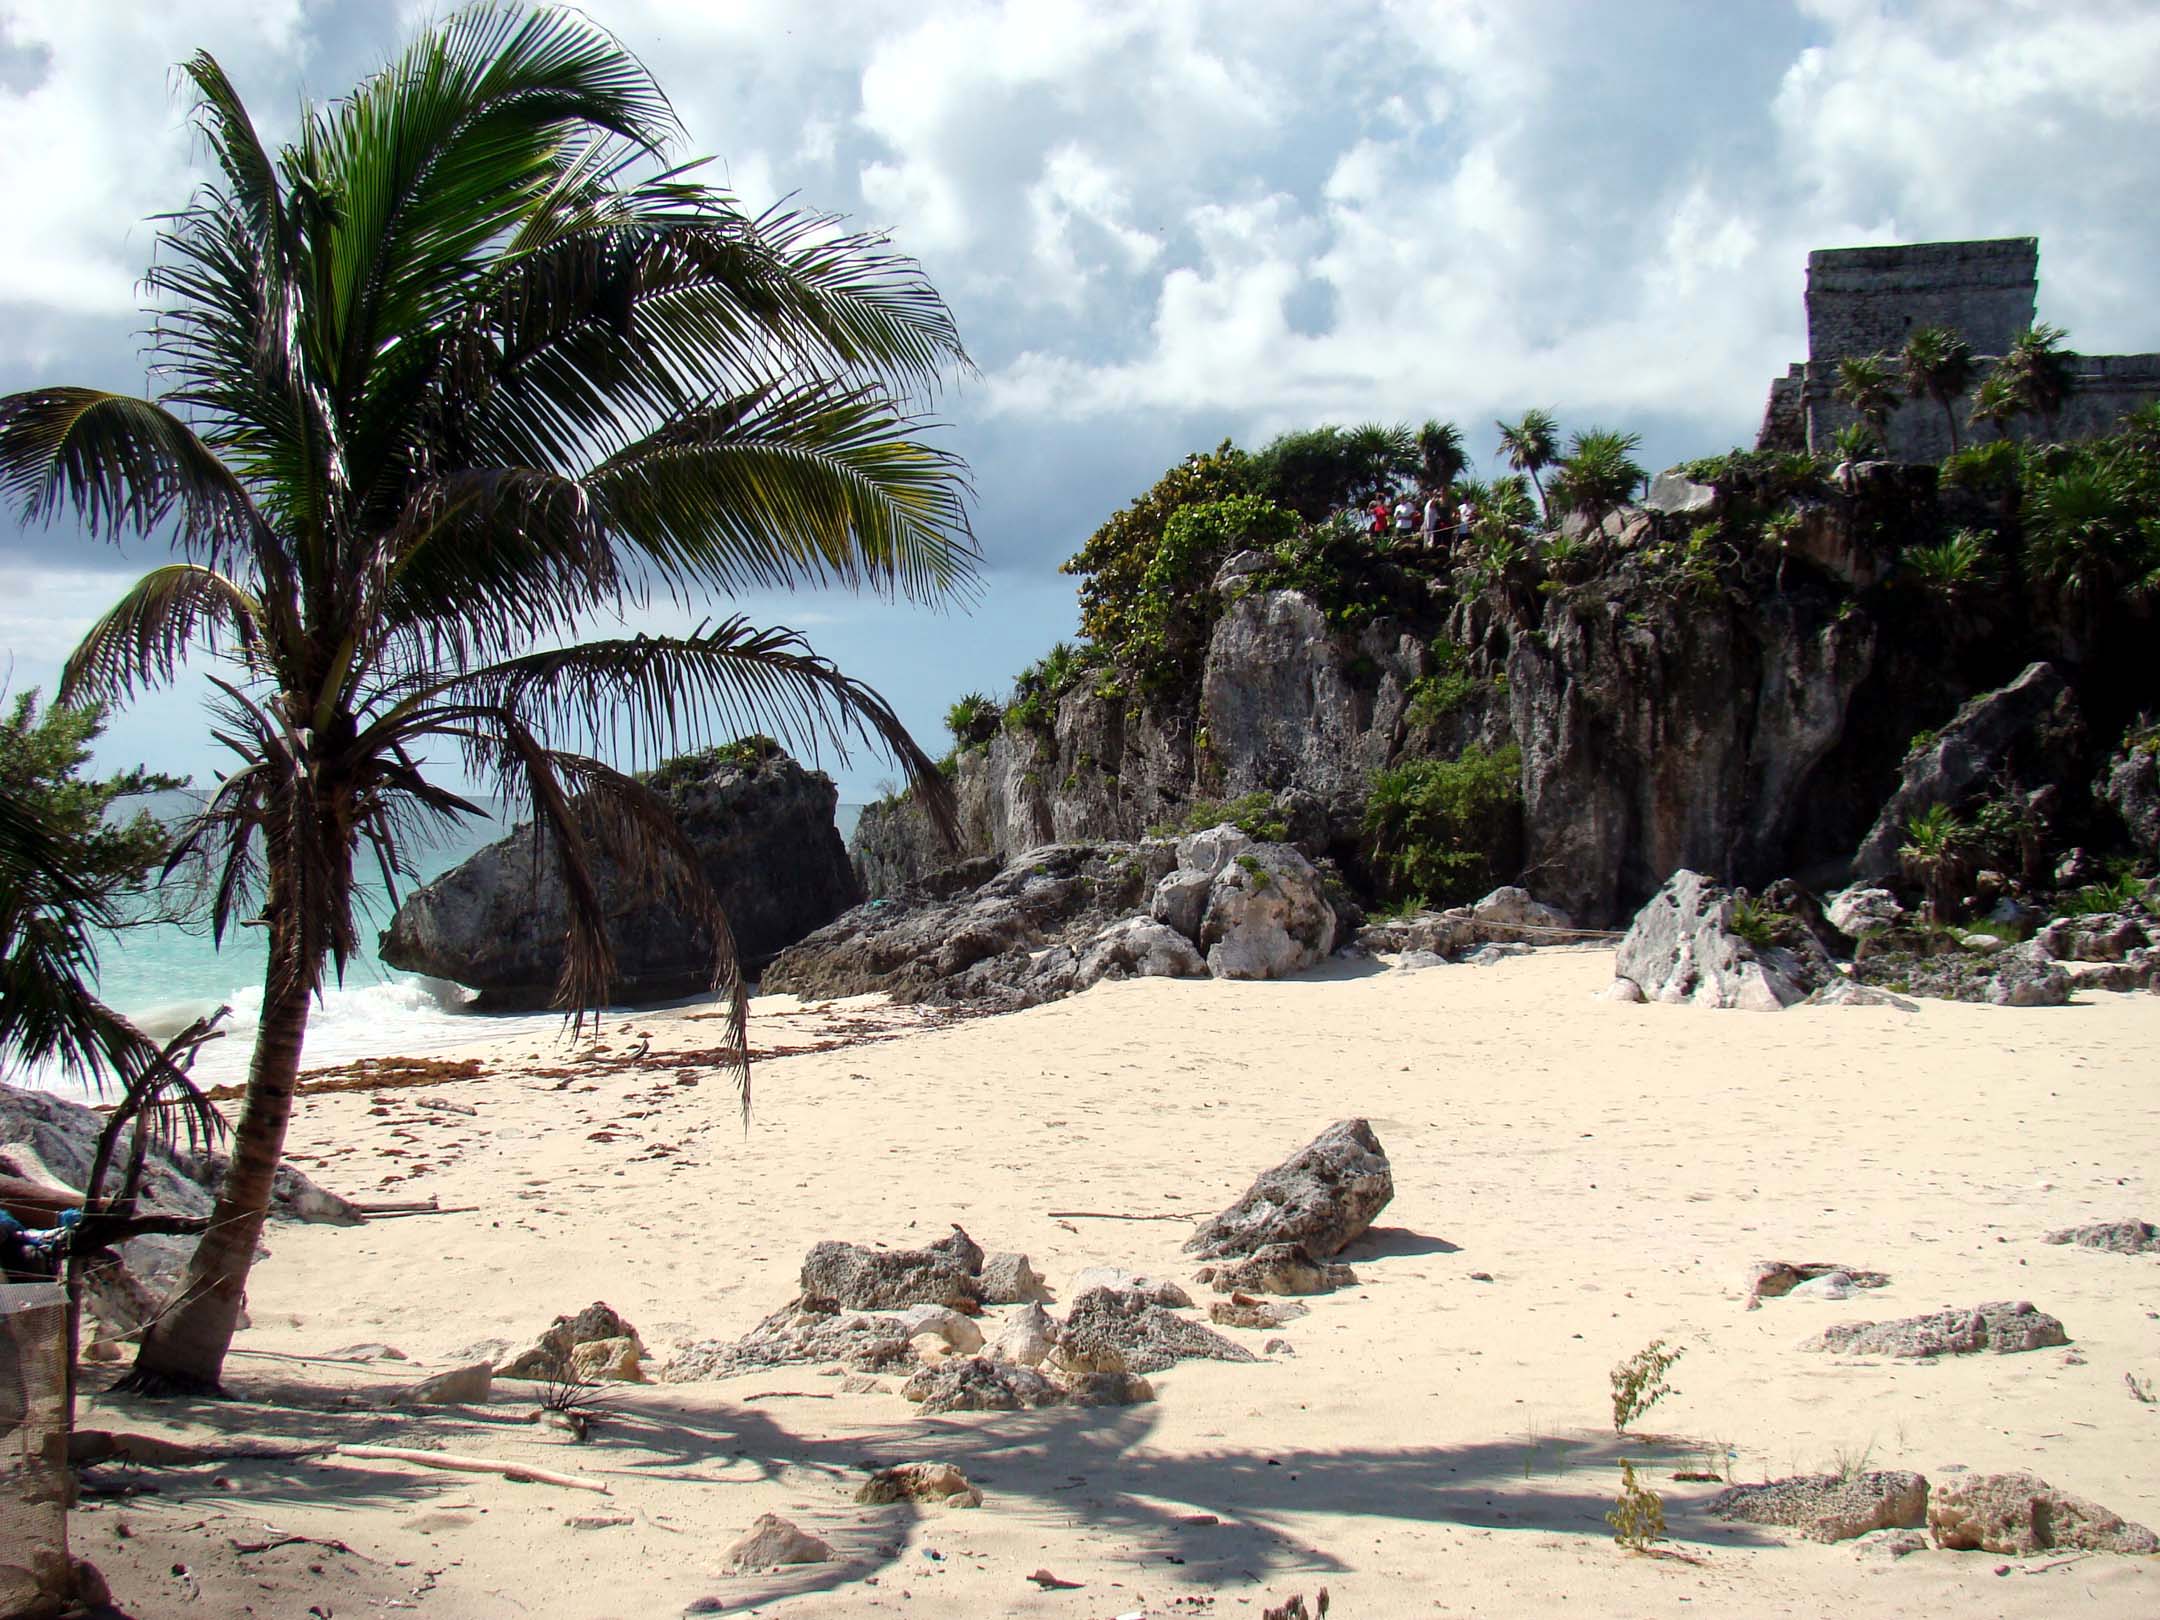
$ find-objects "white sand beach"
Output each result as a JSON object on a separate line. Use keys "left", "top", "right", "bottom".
{"left": 74, "top": 951, "right": 2160, "bottom": 1617}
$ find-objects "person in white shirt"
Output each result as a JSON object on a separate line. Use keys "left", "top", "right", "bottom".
{"left": 1456, "top": 497, "right": 1478, "bottom": 543}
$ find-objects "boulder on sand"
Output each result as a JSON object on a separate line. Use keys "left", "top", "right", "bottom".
{"left": 1184, "top": 1119, "right": 1394, "bottom": 1261}
{"left": 726, "top": 1513, "right": 833, "bottom": 1568}
{"left": 1708, "top": 1471, "right": 1929, "bottom": 1543}
{"left": 1155, "top": 826, "right": 1338, "bottom": 980}
{"left": 799, "top": 1232, "right": 985, "bottom": 1314}
{"left": 1802, "top": 1300, "right": 2067, "bottom": 1358}
{"left": 1615, "top": 870, "right": 1831, "bottom": 1010}
{"left": 1057, "top": 1287, "right": 1257, "bottom": 1375}
{"left": 856, "top": 1462, "right": 983, "bottom": 1508}
{"left": 1929, "top": 1472, "right": 2157, "bottom": 1556}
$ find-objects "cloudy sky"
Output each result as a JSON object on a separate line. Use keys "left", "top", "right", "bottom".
{"left": 4, "top": 0, "right": 2158, "bottom": 801}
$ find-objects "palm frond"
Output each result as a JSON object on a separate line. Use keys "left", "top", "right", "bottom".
{"left": 393, "top": 619, "right": 959, "bottom": 849}
{"left": 60, "top": 564, "right": 265, "bottom": 708}
{"left": 0, "top": 389, "right": 267, "bottom": 561}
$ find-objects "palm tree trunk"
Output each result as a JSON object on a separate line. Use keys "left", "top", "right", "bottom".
{"left": 1529, "top": 467, "right": 1548, "bottom": 526}
{"left": 118, "top": 941, "right": 313, "bottom": 1395}
{"left": 1940, "top": 396, "right": 1962, "bottom": 455}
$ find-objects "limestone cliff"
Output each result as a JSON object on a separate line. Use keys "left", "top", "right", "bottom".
{"left": 856, "top": 461, "right": 2144, "bottom": 927}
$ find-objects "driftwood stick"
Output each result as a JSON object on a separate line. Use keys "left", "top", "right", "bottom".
{"left": 1044, "top": 1209, "right": 1199, "bottom": 1223}
{"left": 357, "top": 1205, "right": 480, "bottom": 1220}
{"left": 334, "top": 1444, "right": 610, "bottom": 1494}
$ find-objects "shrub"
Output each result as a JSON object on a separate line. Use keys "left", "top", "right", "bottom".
{"left": 641, "top": 735, "right": 781, "bottom": 791}
{"left": 1610, "top": 1339, "right": 1685, "bottom": 1432}
{"left": 1149, "top": 791, "right": 1289, "bottom": 843}
{"left": 1728, "top": 896, "right": 1779, "bottom": 951}
{"left": 1939, "top": 438, "right": 2026, "bottom": 498}
{"left": 945, "top": 692, "right": 1002, "bottom": 750}
{"left": 1362, "top": 743, "right": 1523, "bottom": 907}
{"left": 1901, "top": 528, "right": 1996, "bottom": 596}
{"left": 1064, "top": 442, "right": 1253, "bottom": 660}
{"left": 1248, "top": 422, "right": 1418, "bottom": 521}
{"left": 1127, "top": 493, "right": 1298, "bottom": 687}
{"left": 1607, "top": 1460, "right": 1666, "bottom": 1552}
{"left": 1404, "top": 669, "right": 1482, "bottom": 727}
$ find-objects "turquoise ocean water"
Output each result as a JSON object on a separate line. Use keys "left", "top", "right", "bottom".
{"left": 11, "top": 794, "right": 862, "bottom": 1099}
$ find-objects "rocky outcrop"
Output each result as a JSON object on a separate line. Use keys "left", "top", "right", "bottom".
{"left": 1852, "top": 662, "right": 2083, "bottom": 880}
{"left": 1928, "top": 1473, "right": 2157, "bottom": 1556}
{"left": 767, "top": 826, "right": 1344, "bottom": 1009}
{"left": 1159, "top": 827, "right": 1337, "bottom": 979}
{"left": 856, "top": 1462, "right": 983, "bottom": 1509}
{"left": 799, "top": 1230, "right": 986, "bottom": 1314}
{"left": 762, "top": 841, "right": 1176, "bottom": 1009}
{"left": 1803, "top": 1300, "right": 2067, "bottom": 1357}
{"left": 379, "top": 748, "right": 856, "bottom": 1007}
{"left": 1613, "top": 870, "right": 1832, "bottom": 1010}
{"left": 1056, "top": 1286, "right": 1256, "bottom": 1374}
{"left": 2042, "top": 1218, "right": 2158, "bottom": 1254}
{"left": 496, "top": 1302, "right": 644, "bottom": 1381}
{"left": 1708, "top": 1471, "right": 1930, "bottom": 1543}
{"left": 1854, "top": 940, "right": 2072, "bottom": 1007}
{"left": 2097, "top": 736, "right": 2160, "bottom": 858}
{"left": 1185, "top": 1119, "right": 1393, "bottom": 1261}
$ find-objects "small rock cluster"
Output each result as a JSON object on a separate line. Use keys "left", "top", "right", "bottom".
{"left": 1606, "top": 867, "right": 2158, "bottom": 1011}
{"left": 1800, "top": 1300, "right": 2069, "bottom": 1358}
{"left": 668, "top": 1119, "right": 1394, "bottom": 1428}
{"left": 1709, "top": 1468, "right": 2155, "bottom": 1556}
{"left": 495, "top": 1302, "right": 647, "bottom": 1384}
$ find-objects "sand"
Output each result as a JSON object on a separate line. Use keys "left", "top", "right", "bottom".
{"left": 72, "top": 949, "right": 2160, "bottom": 1617}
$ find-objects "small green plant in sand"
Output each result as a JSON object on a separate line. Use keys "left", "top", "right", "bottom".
{"left": 1607, "top": 1459, "right": 1666, "bottom": 1551}
{"left": 1611, "top": 1339, "right": 1685, "bottom": 1432}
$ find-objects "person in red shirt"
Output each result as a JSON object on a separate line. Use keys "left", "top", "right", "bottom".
{"left": 1368, "top": 498, "right": 1391, "bottom": 536}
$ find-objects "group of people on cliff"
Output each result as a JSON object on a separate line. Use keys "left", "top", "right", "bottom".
{"left": 1366, "top": 490, "right": 1477, "bottom": 551}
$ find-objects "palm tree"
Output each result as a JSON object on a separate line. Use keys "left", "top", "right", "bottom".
{"left": 1900, "top": 325, "right": 1977, "bottom": 455}
{"left": 1832, "top": 355, "right": 1899, "bottom": 450}
{"left": 2003, "top": 323, "right": 2074, "bottom": 441}
{"left": 1899, "top": 803, "right": 1967, "bottom": 927}
{"left": 1829, "top": 420, "right": 1881, "bottom": 463}
{"left": 1494, "top": 409, "right": 1560, "bottom": 524}
{"left": 1416, "top": 420, "right": 1467, "bottom": 496}
{"left": 1549, "top": 428, "right": 1646, "bottom": 533}
{"left": 0, "top": 4, "right": 973, "bottom": 1393}
{"left": 1967, "top": 371, "right": 2022, "bottom": 441}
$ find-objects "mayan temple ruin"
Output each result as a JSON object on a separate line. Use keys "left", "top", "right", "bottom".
{"left": 1758, "top": 237, "right": 2160, "bottom": 458}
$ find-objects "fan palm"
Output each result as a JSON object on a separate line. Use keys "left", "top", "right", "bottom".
{"left": 1494, "top": 409, "right": 1560, "bottom": 524}
{"left": 2002, "top": 323, "right": 2074, "bottom": 441}
{"left": 1832, "top": 354, "right": 1900, "bottom": 447}
{"left": 1900, "top": 326, "right": 1977, "bottom": 455}
{"left": 1416, "top": 420, "right": 1468, "bottom": 496}
{"left": 1967, "top": 371, "right": 2022, "bottom": 441}
{"left": 1548, "top": 428, "right": 1646, "bottom": 533}
{"left": 0, "top": 4, "right": 974, "bottom": 1392}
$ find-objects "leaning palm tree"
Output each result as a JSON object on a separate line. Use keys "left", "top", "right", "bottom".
{"left": 0, "top": 4, "right": 973, "bottom": 1393}
{"left": 1832, "top": 354, "right": 1900, "bottom": 449}
{"left": 1900, "top": 325, "right": 1977, "bottom": 455}
{"left": 1494, "top": 409, "right": 1560, "bottom": 524}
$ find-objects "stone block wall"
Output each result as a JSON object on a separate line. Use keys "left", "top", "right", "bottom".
{"left": 1805, "top": 238, "right": 2037, "bottom": 362}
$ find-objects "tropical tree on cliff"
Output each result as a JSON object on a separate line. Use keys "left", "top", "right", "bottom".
{"left": 2002, "top": 323, "right": 2074, "bottom": 441}
{"left": 1416, "top": 420, "right": 1468, "bottom": 495}
{"left": 1832, "top": 355, "right": 1899, "bottom": 447}
{"left": 1494, "top": 409, "right": 1560, "bottom": 524}
{"left": 1548, "top": 428, "right": 1646, "bottom": 532}
{"left": 1900, "top": 325, "right": 1977, "bottom": 454}
{"left": 0, "top": 3, "right": 972, "bottom": 1393}
{"left": 1967, "top": 371, "right": 2022, "bottom": 441}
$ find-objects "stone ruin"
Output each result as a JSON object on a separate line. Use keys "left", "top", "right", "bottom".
{"left": 1757, "top": 236, "right": 2160, "bottom": 460}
